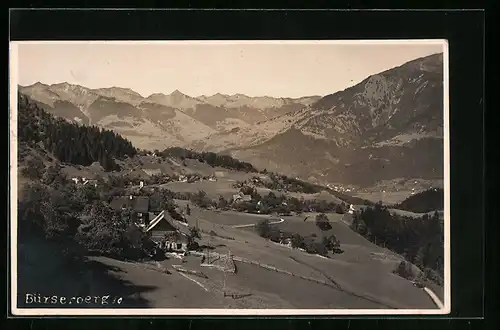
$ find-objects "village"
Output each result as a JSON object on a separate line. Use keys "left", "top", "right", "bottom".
{"left": 16, "top": 127, "right": 445, "bottom": 310}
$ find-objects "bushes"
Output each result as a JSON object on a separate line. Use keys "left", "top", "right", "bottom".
{"left": 256, "top": 219, "right": 272, "bottom": 238}
{"left": 19, "top": 180, "right": 148, "bottom": 261}
{"left": 351, "top": 204, "right": 444, "bottom": 285}
{"left": 251, "top": 172, "right": 322, "bottom": 194}
{"left": 291, "top": 233, "right": 305, "bottom": 249}
{"left": 323, "top": 234, "right": 342, "bottom": 253}
{"left": 315, "top": 213, "right": 332, "bottom": 231}
{"left": 335, "top": 203, "right": 345, "bottom": 214}
{"left": 75, "top": 201, "right": 147, "bottom": 259}
{"left": 189, "top": 190, "right": 213, "bottom": 209}
{"left": 396, "top": 188, "right": 444, "bottom": 213}
{"left": 393, "top": 261, "right": 415, "bottom": 280}
{"left": 159, "top": 147, "right": 258, "bottom": 173}
{"left": 187, "top": 226, "right": 201, "bottom": 250}
{"left": 21, "top": 157, "right": 45, "bottom": 180}
{"left": 239, "top": 185, "right": 257, "bottom": 196}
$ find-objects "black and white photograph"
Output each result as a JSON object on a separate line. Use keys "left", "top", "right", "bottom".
{"left": 9, "top": 40, "right": 450, "bottom": 315}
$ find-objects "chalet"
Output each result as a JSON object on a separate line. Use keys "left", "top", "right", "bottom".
{"left": 144, "top": 210, "right": 190, "bottom": 252}
{"left": 110, "top": 195, "right": 190, "bottom": 252}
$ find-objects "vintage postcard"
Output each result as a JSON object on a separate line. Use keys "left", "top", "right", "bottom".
{"left": 9, "top": 40, "right": 450, "bottom": 315}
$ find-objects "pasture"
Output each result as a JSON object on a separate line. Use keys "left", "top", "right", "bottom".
{"left": 173, "top": 206, "right": 441, "bottom": 309}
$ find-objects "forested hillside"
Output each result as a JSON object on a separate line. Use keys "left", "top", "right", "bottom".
{"left": 18, "top": 93, "right": 137, "bottom": 171}
{"left": 351, "top": 203, "right": 444, "bottom": 285}
{"left": 158, "top": 147, "right": 258, "bottom": 173}
{"left": 396, "top": 188, "right": 444, "bottom": 213}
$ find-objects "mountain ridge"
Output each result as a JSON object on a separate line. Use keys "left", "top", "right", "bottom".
{"left": 18, "top": 52, "right": 444, "bottom": 188}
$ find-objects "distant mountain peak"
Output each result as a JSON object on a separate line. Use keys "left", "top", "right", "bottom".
{"left": 51, "top": 81, "right": 72, "bottom": 87}
{"left": 20, "top": 82, "right": 49, "bottom": 90}
{"left": 94, "top": 86, "right": 142, "bottom": 97}
{"left": 147, "top": 92, "right": 165, "bottom": 98}
{"left": 170, "top": 89, "right": 185, "bottom": 97}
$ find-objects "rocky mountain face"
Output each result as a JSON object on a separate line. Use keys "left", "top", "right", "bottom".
{"left": 18, "top": 52, "right": 444, "bottom": 187}
{"left": 226, "top": 53, "right": 445, "bottom": 186}
{"left": 19, "top": 83, "right": 319, "bottom": 151}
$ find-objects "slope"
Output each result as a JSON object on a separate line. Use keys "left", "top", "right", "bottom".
{"left": 226, "top": 53, "right": 445, "bottom": 187}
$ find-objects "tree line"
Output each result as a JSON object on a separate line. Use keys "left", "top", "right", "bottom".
{"left": 18, "top": 94, "right": 137, "bottom": 172}
{"left": 255, "top": 214, "right": 343, "bottom": 257}
{"left": 237, "top": 175, "right": 373, "bottom": 206}
{"left": 351, "top": 202, "right": 444, "bottom": 285}
{"left": 395, "top": 188, "right": 444, "bottom": 213}
{"left": 17, "top": 163, "right": 200, "bottom": 261}
{"left": 158, "top": 147, "right": 258, "bottom": 173}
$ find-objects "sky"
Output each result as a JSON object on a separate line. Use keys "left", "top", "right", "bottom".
{"left": 14, "top": 41, "right": 445, "bottom": 98}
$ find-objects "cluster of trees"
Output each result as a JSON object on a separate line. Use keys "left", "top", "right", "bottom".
{"left": 232, "top": 190, "right": 347, "bottom": 215}
{"left": 241, "top": 174, "right": 322, "bottom": 194}
{"left": 255, "top": 219, "right": 342, "bottom": 257}
{"left": 351, "top": 202, "right": 444, "bottom": 285}
{"left": 326, "top": 189, "right": 374, "bottom": 206}
{"left": 185, "top": 190, "right": 214, "bottom": 209}
{"left": 315, "top": 213, "right": 333, "bottom": 231}
{"left": 158, "top": 147, "right": 257, "bottom": 173}
{"left": 259, "top": 173, "right": 323, "bottom": 194}
{"left": 240, "top": 174, "right": 372, "bottom": 206}
{"left": 18, "top": 163, "right": 190, "bottom": 260}
{"left": 393, "top": 260, "right": 416, "bottom": 280}
{"left": 395, "top": 188, "right": 444, "bottom": 213}
{"left": 161, "top": 185, "right": 349, "bottom": 216}
{"left": 18, "top": 94, "right": 137, "bottom": 172}
{"left": 18, "top": 176, "right": 149, "bottom": 260}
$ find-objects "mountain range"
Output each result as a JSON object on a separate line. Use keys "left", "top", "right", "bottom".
{"left": 18, "top": 52, "right": 444, "bottom": 188}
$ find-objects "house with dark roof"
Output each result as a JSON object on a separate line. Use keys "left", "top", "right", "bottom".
{"left": 110, "top": 195, "right": 151, "bottom": 227}
{"left": 110, "top": 195, "right": 190, "bottom": 252}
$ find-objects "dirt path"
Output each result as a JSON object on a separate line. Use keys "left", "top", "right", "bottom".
{"left": 423, "top": 287, "right": 445, "bottom": 309}
{"left": 231, "top": 217, "right": 285, "bottom": 228}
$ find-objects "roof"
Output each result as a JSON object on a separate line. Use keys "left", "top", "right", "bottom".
{"left": 110, "top": 196, "right": 150, "bottom": 213}
{"left": 145, "top": 210, "right": 191, "bottom": 236}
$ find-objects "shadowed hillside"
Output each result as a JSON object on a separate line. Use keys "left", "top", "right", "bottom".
{"left": 395, "top": 188, "right": 444, "bottom": 213}
{"left": 18, "top": 93, "right": 137, "bottom": 171}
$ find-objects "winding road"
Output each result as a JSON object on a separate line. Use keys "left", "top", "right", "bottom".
{"left": 423, "top": 286, "right": 445, "bottom": 309}
{"left": 219, "top": 211, "right": 445, "bottom": 310}
{"left": 230, "top": 216, "right": 285, "bottom": 229}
